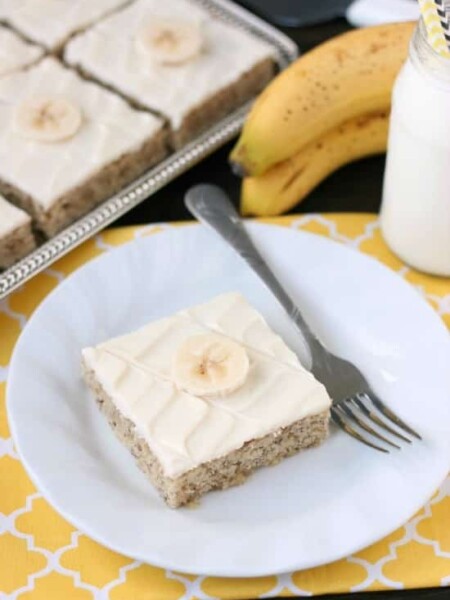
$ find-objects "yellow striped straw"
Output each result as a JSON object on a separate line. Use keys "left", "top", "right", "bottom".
{"left": 418, "top": 0, "right": 450, "bottom": 57}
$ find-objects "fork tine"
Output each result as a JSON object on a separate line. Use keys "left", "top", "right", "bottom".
{"left": 352, "top": 396, "right": 412, "bottom": 444}
{"left": 331, "top": 407, "right": 389, "bottom": 453}
{"left": 365, "top": 392, "right": 422, "bottom": 440}
{"left": 340, "top": 402, "right": 401, "bottom": 450}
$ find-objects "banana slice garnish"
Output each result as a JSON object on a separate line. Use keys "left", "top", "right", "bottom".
{"left": 173, "top": 334, "right": 249, "bottom": 398}
{"left": 14, "top": 95, "right": 82, "bottom": 143}
{"left": 135, "top": 17, "right": 203, "bottom": 65}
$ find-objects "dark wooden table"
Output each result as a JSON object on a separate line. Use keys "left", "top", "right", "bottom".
{"left": 112, "top": 15, "right": 448, "bottom": 600}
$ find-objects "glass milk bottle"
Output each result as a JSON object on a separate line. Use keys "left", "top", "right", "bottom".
{"left": 380, "top": 20, "right": 450, "bottom": 276}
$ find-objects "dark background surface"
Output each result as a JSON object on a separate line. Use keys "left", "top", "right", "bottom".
{"left": 112, "top": 13, "right": 449, "bottom": 600}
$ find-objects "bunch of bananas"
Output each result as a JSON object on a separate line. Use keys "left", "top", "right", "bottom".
{"left": 229, "top": 22, "right": 415, "bottom": 216}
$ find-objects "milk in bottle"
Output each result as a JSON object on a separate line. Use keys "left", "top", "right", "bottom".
{"left": 381, "top": 20, "right": 450, "bottom": 276}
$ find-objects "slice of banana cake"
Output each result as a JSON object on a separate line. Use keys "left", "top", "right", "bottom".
{"left": 82, "top": 292, "right": 331, "bottom": 508}
{"left": 0, "top": 195, "right": 36, "bottom": 268}
{"left": 0, "top": 0, "right": 131, "bottom": 52}
{"left": 0, "top": 25, "right": 43, "bottom": 78}
{"left": 64, "top": 0, "right": 276, "bottom": 148}
{"left": 0, "top": 57, "right": 167, "bottom": 236}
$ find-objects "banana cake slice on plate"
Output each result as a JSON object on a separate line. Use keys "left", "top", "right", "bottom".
{"left": 0, "top": 57, "right": 167, "bottom": 237}
{"left": 64, "top": 0, "right": 276, "bottom": 148}
{"left": 82, "top": 292, "right": 331, "bottom": 508}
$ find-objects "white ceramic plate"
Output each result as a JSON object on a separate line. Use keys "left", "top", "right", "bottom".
{"left": 7, "top": 223, "right": 450, "bottom": 577}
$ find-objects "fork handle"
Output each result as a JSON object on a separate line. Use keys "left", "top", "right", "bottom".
{"left": 185, "top": 184, "right": 323, "bottom": 353}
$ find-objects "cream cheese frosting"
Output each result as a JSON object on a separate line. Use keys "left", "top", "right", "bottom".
{"left": 0, "top": 25, "right": 43, "bottom": 78}
{"left": 0, "top": 195, "right": 30, "bottom": 237}
{"left": 65, "top": 0, "right": 275, "bottom": 131}
{"left": 0, "top": 57, "right": 163, "bottom": 210}
{"left": 0, "top": 0, "right": 130, "bottom": 49}
{"left": 83, "top": 292, "right": 331, "bottom": 479}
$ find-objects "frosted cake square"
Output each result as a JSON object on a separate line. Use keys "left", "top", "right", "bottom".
{"left": 65, "top": 0, "right": 275, "bottom": 147}
{"left": 0, "top": 57, "right": 167, "bottom": 236}
{"left": 0, "top": 0, "right": 131, "bottom": 51}
{"left": 0, "top": 25, "right": 43, "bottom": 77}
{"left": 0, "top": 195, "right": 36, "bottom": 268}
{"left": 82, "top": 292, "right": 331, "bottom": 508}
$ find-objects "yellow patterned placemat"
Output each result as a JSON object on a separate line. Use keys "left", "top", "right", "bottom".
{"left": 1, "top": 213, "right": 449, "bottom": 599}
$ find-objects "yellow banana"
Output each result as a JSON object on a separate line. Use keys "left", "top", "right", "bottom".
{"left": 241, "top": 110, "right": 389, "bottom": 217}
{"left": 230, "top": 22, "right": 413, "bottom": 177}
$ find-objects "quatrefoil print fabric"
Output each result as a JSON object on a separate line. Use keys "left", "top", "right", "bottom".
{"left": 1, "top": 214, "right": 449, "bottom": 599}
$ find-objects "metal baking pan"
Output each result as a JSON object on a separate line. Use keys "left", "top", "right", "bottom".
{"left": 0, "top": 0, "right": 298, "bottom": 300}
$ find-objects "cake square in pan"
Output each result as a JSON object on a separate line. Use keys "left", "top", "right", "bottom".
{"left": 0, "top": 57, "right": 167, "bottom": 237}
{"left": 0, "top": 0, "right": 131, "bottom": 51}
{"left": 0, "top": 25, "right": 43, "bottom": 77}
{"left": 82, "top": 292, "right": 331, "bottom": 508}
{"left": 65, "top": 0, "right": 276, "bottom": 148}
{"left": 0, "top": 195, "right": 36, "bottom": 268}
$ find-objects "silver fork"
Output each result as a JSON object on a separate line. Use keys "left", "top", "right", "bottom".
{"left": 185, "top": 184, "right": 421, "bottom": 453}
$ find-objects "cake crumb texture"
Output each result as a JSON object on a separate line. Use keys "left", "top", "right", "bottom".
{"left": 0, "top": 220, "right": 36, "bottom": 268}
{"left": 83, "top": 360, "right": 329, "bottom": 508}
